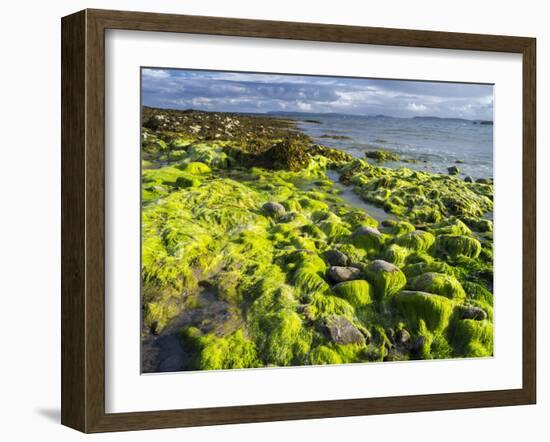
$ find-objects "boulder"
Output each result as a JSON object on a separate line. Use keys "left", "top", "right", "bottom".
{"left": 395, "top": 291, "right": 454, "bottom": 332}
{"left": 332, "top": 280, "right": 373, "bottom": 308}
{"left": 447, "top": 166, "right": 460, "bottom": 175}
{"left": 262, "top": 201, "right": 286, "bottom": 218}
{"left": 394, "top": 230, "right": 435, "bottom": 252}
{"left": 395, "top": 328, "right": 411, "bottom": 345}
{"left": 464, "top": 176, "right": 473, "bottom": 183}
{"left": 327, "top": 266, "right": 361, "bottom": 283}
{"left": 435, "top": 234, "right": 482, "bottom": 259}
{"left": 322, "top": 315, "right": 366, "bottom": 345}
{"left": 458, "top": 305, "right": 488, "bottom": 321}
{"left": 324, "top": 249, "right": 349, "bottom": 267}
{"left": 409, "top": 272, "right": 466, "bottom": 300}
{"left": 351, "top": 225, "right": 383, "bottom": 251}
{"left": 476, "top": 178, "right": 492, "bottom": 185}
{"left": 365, "top": 260, "right": 407, "bottom": 300}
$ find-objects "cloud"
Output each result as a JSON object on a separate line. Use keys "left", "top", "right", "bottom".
{"left": 142, "top": 69, "right": 170, "bottom": 79}
{"left": 406, "top": 102, "right": 428, "bottom": 112}
{"left": 141, "top": 68, "right": 493, "bottom": 120}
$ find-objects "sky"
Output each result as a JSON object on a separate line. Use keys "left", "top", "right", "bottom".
{"left": 141, "top": 68, "right": 494, "bottom": 120}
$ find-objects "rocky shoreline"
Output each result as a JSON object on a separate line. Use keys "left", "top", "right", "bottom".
{"left": 141, "top": 106, "right": 494, "bottom": 372}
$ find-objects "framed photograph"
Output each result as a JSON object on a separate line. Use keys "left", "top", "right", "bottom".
{"left": 61, "top": 9, "right": 536, "bottom": 433}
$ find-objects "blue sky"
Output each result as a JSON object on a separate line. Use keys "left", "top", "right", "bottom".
{"left": 141, "top": 68, "right": 493, "bottom": 120}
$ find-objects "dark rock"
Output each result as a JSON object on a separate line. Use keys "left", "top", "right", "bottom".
{"left": 459, "top": 305, "right": 487, "bottom": 321}
{"left": 262, "top": 201, "right": 285, "bottom": 218}
{"left": 476, "top": 178, "right": 492, "bottom": 185}
{"left": 455, "top": 160, "right": 464, "bottom": 164}
{"left": 395, "top": 328, "right": 411, "bottom": 344}
{"left": 464, "top": 176, "right": 473, "bottom": 183}
{"left": 327, "top": 266, "right": 361, "bottom": 283}
{"left": 353, "top": 225, "right": 382, "bottom": 237}
{"left": 323, "top": 315, "right": 366, "bottom": 345}
{"left": 325, "top": 249, "right": 349, "bottom": 267}
{"left": 368, "top": 259, "right": 399, "bottom": 274}
{"left": 447, "top": 166, "right": 461, "bottom": 175}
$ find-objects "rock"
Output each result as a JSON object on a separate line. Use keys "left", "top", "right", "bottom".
{"left": 365, "top": 260, "right": 407, "bottom": 300}
{"left": 323, "top": 315, "right": 366, "bottom": 345}
{"left": 351, "top": 226, "right": 383, "bottom": 251}
{"left": 395, "top": 291, "right": 454, "bottom": 332}
{"left": 409, "top": 272, "right": 466, "bottom": 300}
{"left": 181, "top": 161, "right": 211, "bottom": 174}
{"left": 332, "top": 280, "right": 373, "bottom": 307}
{"left": 327, "top": 266, "right": 361, "bottom": 283}
{"left": 325, "top": 249, "right": 349, "bottom": 267}
{"left": 455, "top": 160, "right": 464, "bottom": 164}
{"left": 435, "top": 234, "right": 482, "bottom": 259}
{"left": 365, "top": 149, "right": 400, "bottom": 162}
{"left": 262, "top": 201, "right": 286, "bottom": 218}
{"left": 458, "top": 305, "right": 487, "bottom": 321}
{"left": 464, "top": 176, "right": 473, "bottom": 183}
{"left": 476, "top": 178, "right": 492, "bottom": 185}
{"left": 394, "top": 230, "right": 435, "bottom": 252}
{"left": 395, "top": 328, "right": 411, "bottom": 344}
{"left": 447, "top": 166, "right": 461, "bottom": 175}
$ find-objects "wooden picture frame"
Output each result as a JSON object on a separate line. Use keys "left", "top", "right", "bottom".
{"left": 61, "top": 8, "right": 536, "bottom": 433}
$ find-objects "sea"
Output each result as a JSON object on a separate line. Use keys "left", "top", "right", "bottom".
{"left": 283, "top": 114, "right": 493, "bottom": 180}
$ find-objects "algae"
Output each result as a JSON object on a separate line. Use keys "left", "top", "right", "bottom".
{"left": 140, "top": 107, "right": 494, "bottom": 372}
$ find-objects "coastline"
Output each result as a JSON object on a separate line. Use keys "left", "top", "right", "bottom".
{"left": 140, "top": 107, "right": 494, "bottom": 373}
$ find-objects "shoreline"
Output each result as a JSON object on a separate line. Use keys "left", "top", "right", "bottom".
{"left": 141, "top": 107, "right": 494, "bottom": 373}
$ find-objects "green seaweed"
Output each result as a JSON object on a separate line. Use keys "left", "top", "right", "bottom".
{"left": 365, "top": 260, "right": 407, "bottom": 300}
{"left": 395, "top": 291, "right": 454, "bottom": 333}
{"left": 408, "top": 272, "right": 466, "bottom": 300}
{"left": 332, "top": 280, "right": 373, "bottom": 308}
{"left": 436, "top": 234, "right": 482, "bottom": 259}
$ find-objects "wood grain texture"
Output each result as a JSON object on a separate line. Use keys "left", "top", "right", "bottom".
{"left": 61, "top": 10, "right": 86, "bottom": 431}
{"left": 60, "top": 8, "right": 537, "bottom": 433}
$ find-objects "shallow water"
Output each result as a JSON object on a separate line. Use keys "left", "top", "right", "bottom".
{"left": 290, "top": 114, "right": 493, "bottom": 180}
{"left": 141, "top": 288, "right": 240, "bottom": 373}
{"left": 326, "top": 170, "right": 398, "bottom": 223}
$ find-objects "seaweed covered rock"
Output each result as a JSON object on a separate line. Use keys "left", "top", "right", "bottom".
{"left": 228, "top": 138, "right": 317, "bottom": 172}
{"left": 322, "top": 315, "right": 366, "bottom": 345}
{"left": 180, "top": 328, "right": 261, "bottom": 370}
{"left": 332, "top": 280, "right": 373, "bottom": 308}
{"left": 262, "top": 201, "right": 286, "bottom": 218}
{"left": 351, "top": 225, "right": 384, "bottom": 252}
{"left": 447, "top": 166, "right": 461, "bottom": 175}
{"left": 436, "top": 234, "right": 482, "bottom": 259}
{"left": 293, "top": 254, "right": 330, "bottom": 294}
{"left": 365, "top": 149, "right": 400, "bottom": 162}
{"left": 365, "top": 260, "right": 407, "bottom": 300}
{"left": 409, "top": 272, "right": 466, "bottom": 300}
{"left": 395, "top": 291, "right": 454, "bottom": 333}
{"left": 457, "top": 304, "right": 487, "bottom": 321}
{"left": 382, "top": 243, "right": 409, "bottom": 267}
{"left": 180, "top": 161, "right": 211, "bottom": 174}
{"left": 380, "top": 219, "right": 415, "bottom": 236}
{"left": 327, "top": 266, "right": 361, "bottom": 283}
{"left": 394, "top": 230, "right": 435, "bottom": 252}
{"left": 449, "top": 318, "right": 493, "bottom": 357}
{"left": 429, "top": 219, "right": 472, "bottom": 236}
{"left": 324, "top": 249, "right": 349, "bottom": 267}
